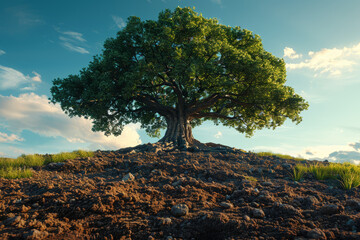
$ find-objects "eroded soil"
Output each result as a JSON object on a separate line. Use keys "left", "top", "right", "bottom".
{"left": 0, "top": 145, "right": 359, "bottom": 240}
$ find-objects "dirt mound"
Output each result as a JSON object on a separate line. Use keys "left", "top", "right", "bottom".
{"left": 0, "top": 146, "right": 359, "bottom": 239}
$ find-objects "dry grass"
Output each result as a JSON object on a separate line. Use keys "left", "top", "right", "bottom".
{"left": 0, "top": 150, "right": 93, "bottom": 179}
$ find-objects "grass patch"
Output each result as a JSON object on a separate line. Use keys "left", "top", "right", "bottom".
{"left": 291, "top": 164, "right": 308, "bottom": 181}
{"left": 256, "top": 151, "right": 305, "bottom": 161}
{"left": 290, "top": 162, "right": 360, "bottom": 190}
{"left": 0, "top": 167, "right": 33, "bottom": 179}
{"left": 0, "top": 150, "right": 93, "bottom": 179}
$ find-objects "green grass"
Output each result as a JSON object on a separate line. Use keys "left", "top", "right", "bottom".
{"left": 257, "top": 151, "right": 305, "bottom": 161}
{"left": 0, "top": 150, "right": 94, "bottom": 179}
{"left": 290, "top": 162, "right": 360, "bottom": 190}
{"left": 291, "top": 164, "right": 308, "bottom": 181}
{"left": 0, "top": 167, "right": 33, "bottom": 179}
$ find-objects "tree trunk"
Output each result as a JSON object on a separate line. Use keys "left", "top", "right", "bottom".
{"left": 159, "top": 113, "right": 196, "bottom": 148}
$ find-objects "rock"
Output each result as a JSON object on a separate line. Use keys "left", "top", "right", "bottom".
{"left": 4, "top": 216, "right": 21, "bottom": 226}
{"left": 320, "top": 204, "right": 343, "bottom": 215}
{"left": 172, "top": 179, "right": 183, "bottom": 187}
{"left": 165, "top": 236, "right": 174, "bottom": 240}
{"left": 129, "top": 150, "right": 137, "bottom": 154}
{"left": 24, "top": 229, "right": 49, "bottom": 240}
{"left": 346, "top": 199, "right": 360, "bottom": 210}
{"left": 261, "top": 181, "right": 273, "bottom": 187}
{"left": 47, "top": 162, "right": 65, "bottom": 168}
{"left": 159, "top": 217, "right": 172, "bottom": 225}
{"left": 171, "top": 204, "right": 189, "bottom": 217}
{"left": 220, "top": 202, "right": 233, "bottom": 209}
{"left": 306, "top": 228, "right": 326, "bottom": 239}
{"left": 243, "top": 215, "right": 251, "bottom": 221}
{"left": 251, "top": 208, "right": 265, "bottom": 218}
{"left": 275, "top": 203, "right": 301, "bottom": 216}
{"left": 122, "top": 173, "right": 135, "bottom": 181}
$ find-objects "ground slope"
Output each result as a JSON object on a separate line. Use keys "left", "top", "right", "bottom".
{"left": 0, "top": 144, "right": 359, "bottom": 240}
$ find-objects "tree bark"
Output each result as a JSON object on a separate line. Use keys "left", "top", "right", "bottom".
{"left": 159, "top": 113, "right": 195, "bottom": 148}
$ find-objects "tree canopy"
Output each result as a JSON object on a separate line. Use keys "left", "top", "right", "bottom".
{"left": 50, "top": 7, "right": 309, "bottom": 148}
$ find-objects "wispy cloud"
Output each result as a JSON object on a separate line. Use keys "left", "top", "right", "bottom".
{"left": 62, "top": 31, "right": 86, "bottom": 42}
{"left": 286, "top": 42, "right": 360, "bottom": 77}
{"left": 10, "top": 7, "right": 43, "bottom": 26}
{"left": 112, "top": 16, "right": 126, "bottom": 29}
{"left": 62, "top": 42, "right": 89, "bottom": 54}
{"left": 0, "top": 93, "right": 141, "bottom": 150}
{"left": 214, "top": 131, "right": 222, "bottom": 138}
{"left": 57, "top": 29, "right": 89, "bottom": 54}
{"left": 283, "top": 47, "right": 302, "bottom": 59}
{"left": 0, "top": 132, "right": 23, "bottom": 143}
{"left": 0, "top": 65, "right": 41, "bottom": 90}
{"left": 0, "top": 50, "right": 5, "bottom": 56}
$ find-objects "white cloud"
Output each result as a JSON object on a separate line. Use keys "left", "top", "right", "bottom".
{"left": 57, "top": 29, "right": 89, "bottom": 54}
{"left": 286, "top": 42, "right": 360, "bottom": 77}
{"left": 62, "top": 31, "right": 86, "bottom": 42}
{"left": 61, "top": 42, "right": 89, "bottom": 54}
{"left": 214, "top": 131, "right": 222, "bottom": 138}
{"left": 0, "top": 50, "right": 5, "bottom": 55}
{"left": 0, "top": 65, "right": 41, "bottom": 90}
{"left": 0, "top": 132, "right": 23, "bottom": 143}
{"left": 0, "top": 93, "right": 141, "bottom": 150}
{"left": 112, "top": 16, "right": 126, "bottom": 29}
{"left": 253, "top": 142, "right": 360, "bottom": 164}
{"left": 31, "top": 71, "right": 42, "bottom": 82}
{"left": 283, "top": 47, "right": 302, "bottom": 59}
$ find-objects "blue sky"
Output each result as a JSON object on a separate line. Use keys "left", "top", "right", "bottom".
{"left": 1, "top": 0, "right": 360, "bottom": 164}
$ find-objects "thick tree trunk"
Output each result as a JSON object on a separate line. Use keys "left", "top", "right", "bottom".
{"left": 159, "top": 114, "right": 196, "bottom": 148}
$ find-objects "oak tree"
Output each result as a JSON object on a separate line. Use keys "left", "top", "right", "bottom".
{"left": 50, "top": 7, "right": 308, "bottom": 149}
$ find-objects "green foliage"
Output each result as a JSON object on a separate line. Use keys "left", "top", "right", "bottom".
{"left": 257, "top": 152, "right": 305, "bottom": 161}
{"left": 0, "top": 150, "right": 93, "bottom": 179}
{"left": 290, "top": 162, "right": 360, "bottom": 189}
{"left": 0, "top": 167, "right": 33, "bottom": 179}
{"left": 339, "top": 171, "right": 360, "bottom": 190}
{"left": 50, "top": 7, "right": 308, "bottom": 140}
{"left": 291, "top": 164, "right": 308, "bottom": 181}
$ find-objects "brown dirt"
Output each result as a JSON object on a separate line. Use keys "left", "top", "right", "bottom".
{"left": 0, "top": 144, "right": 360, "bottom": 240}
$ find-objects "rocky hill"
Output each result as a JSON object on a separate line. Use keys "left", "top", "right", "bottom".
{"left": 0, "top": 144, "right": 359, "bottom": 239}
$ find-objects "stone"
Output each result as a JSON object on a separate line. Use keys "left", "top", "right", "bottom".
{"left": 243, "top": 215, "right": 251, "bottom": 221}
{"left": 320, "top": 204, "right": 343, "bottom": 215}
{"left": 251, "top": 208, "right": 265, "bottom": 218}
{"left": 171, "top": 204, "right": 189, "bottom": 217}
{"left": 5, "top": 216, "right": 22, "bottom": 226}
{"left": 122, "top": 173, "right": 135, "bottom": 181}
{"left": 220, "top": 202, "right": 234, "bottom": 209}
{"left": 159, "top": 217, "right": 172, "bottom": 225}
{"left": 47, "top": 162, "right": 65, "bottom": 168}
{"left": 24, "top": 229, "right": 49, "bottom": 239}
{"left": 261, "top": 181, "right": 273, "bottom": 187}
{"left": 306, "top": 228, "right": 326, "bottom": 239}
{"left": 346, "top": 199, "right": 360, "bottom": 210}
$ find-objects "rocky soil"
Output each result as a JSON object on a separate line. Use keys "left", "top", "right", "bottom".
{"left": 0, "top": 143, "right": 360, "bottom": 240}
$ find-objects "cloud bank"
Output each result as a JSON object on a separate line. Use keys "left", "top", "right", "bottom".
{"left": 0, "top": 93, "right": 141, "bottom": 150}
{"left": 0, "top": 65, "right": 42, "bottom": 90}
{"left": 285, "top": 42, "right": 360, "bottom": 77}
{"left": 0, "top": 50, "right": 5, "bottom": 55}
